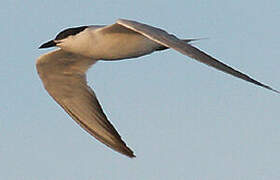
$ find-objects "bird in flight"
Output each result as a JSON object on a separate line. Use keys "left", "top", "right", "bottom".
{"left": 36, "top": 19, "right": 279, "bottom": 158}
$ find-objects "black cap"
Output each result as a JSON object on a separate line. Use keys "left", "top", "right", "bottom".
{"left": 39, "top": 40, "right": 56, "bottom": 49}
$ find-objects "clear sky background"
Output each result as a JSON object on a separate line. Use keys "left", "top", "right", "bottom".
{"left": 1, "top": 0, "right": 280, "bottom": 179}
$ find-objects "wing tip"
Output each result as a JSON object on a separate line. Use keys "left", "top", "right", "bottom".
{"left": 118, "top": 144, "right": 136, "bottom": 158}
{"left": 128, "top": 153, "right": 136, "bottom": 158}
{"left": 266, "top": 86, "right": 280, "bottom": 94}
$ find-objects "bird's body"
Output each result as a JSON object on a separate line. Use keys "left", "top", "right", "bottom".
{"left": 36, "top": 19, "right": 279, "bottom": 158}
{"left": 56, "top": 24, "right": 160, "bottom": 60}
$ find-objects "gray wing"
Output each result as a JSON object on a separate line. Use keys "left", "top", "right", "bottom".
{"left": 36, "top": 49, "right": 135, "bottom": 158}
{"left": 117, "top": 19, "right": 279, "bottom": 94}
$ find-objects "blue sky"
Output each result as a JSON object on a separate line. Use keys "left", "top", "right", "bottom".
{"left": 1, "top": 0, "right": 280, "bottom": 179}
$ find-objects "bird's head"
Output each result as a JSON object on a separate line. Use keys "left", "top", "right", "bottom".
{"left": 39, "top": 26, "right": 88, "bottom": 49}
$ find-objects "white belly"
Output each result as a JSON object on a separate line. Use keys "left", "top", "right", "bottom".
{"left": 91, "top": 31, "right": 161, "bottom": 60}
{"left": 61, "top": 28, "right": 161, "bottom": 60}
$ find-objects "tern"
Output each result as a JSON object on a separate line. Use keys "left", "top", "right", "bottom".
{"left": 36, "top": 19, "right": 279, "bottom": 158}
